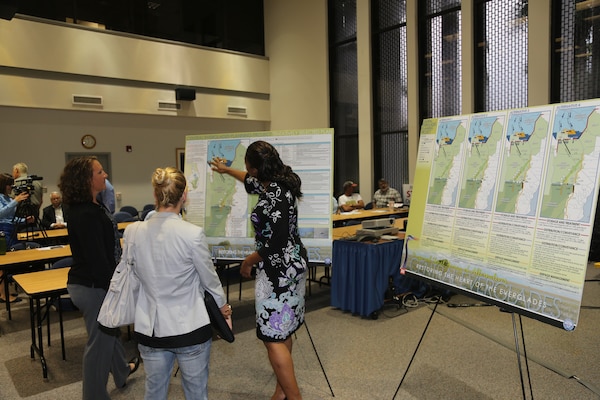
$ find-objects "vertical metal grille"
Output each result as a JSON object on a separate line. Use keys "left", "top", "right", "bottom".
{"left": 420, "top": 1, "right": 462, "bottom": 119}
{"left": 329, "top": 0, "right": 358, "bottom": 196}
{"left": 474, "top": 0, "right": 528, "bottom": 112}
{"left": 552, "top": 0, "right": 600, "bottom": 103}
{"left": 372, "top": 0, "right": 410, "bottom": 191}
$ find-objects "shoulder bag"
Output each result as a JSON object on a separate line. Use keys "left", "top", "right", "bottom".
{"left": 97, "top": 222, "right": 141, "bottom": 328}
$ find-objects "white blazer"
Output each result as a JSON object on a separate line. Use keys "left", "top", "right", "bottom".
{"left": 126, "top": 212, "right": 226, "bottom": 338}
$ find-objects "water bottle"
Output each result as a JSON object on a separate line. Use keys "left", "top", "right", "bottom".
{"left": 0, "top": 232, "right": 6, "bottom": 255}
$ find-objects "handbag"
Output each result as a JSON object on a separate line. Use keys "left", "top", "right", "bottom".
{"left": 204, "top": 291, "right": 235, "bottom": 343}
{"left": 97, "top": 222, "right": 140, "bottom": 328}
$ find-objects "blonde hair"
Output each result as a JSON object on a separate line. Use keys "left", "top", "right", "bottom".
{"left": 152, "top": 167, "right": 186, "bottom": 208}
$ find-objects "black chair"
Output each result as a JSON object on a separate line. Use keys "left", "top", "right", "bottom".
{"left": 114, "top": 211, "right": 136, "bottom": 223}
{"left": 142, "top": 203, "right": 154, "bottom": 211}
{"left": 120, "top": 206, "right": 139, "bottom": 220}
{"left": 365, "top": 202, "right": 373, "bottom": 210}
{"left": 50, "top": 257, "right": 78, "bottom": 311}
{"left": 140, "top": 208, "right": 154, "bottom": 221}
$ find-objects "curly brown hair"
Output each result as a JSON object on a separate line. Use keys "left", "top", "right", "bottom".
{"left": 58, "top": 156, "right": 97, "bottom": 205}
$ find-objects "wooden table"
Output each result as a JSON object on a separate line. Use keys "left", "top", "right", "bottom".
{"left": 12, "top": 267, "right": 70, "bottom": 380}
{"left": 0, "top": 245, "right": 72, "bottom": 320}
{"left": 17, "top": 222, "right": 134, "bottom": 243}
{"left": 332, "top": 217, "right": 407, "bottom": 240}
{"left": 332, "top": 207, "right": 409, "bottom": 227}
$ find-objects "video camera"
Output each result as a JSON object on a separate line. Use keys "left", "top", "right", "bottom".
{"left": 12, "top": 175, "right": 43, "bottom": 196}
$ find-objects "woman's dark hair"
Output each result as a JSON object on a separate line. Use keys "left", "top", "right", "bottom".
{"left": 0, "top": 173, "right": 14, "bottom": 196}
{"left": 58, "top": 156, "right": 97, "bottom": 205}
{"left": 245, "top": 140, "right": 303, "bottom": 198}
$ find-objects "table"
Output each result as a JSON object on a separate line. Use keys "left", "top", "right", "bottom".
{"left": 17, "top": 222, "right": 134, "bottom": 243}
{"left": 12, "top": 267, "right": 70, "bottom": 380}
{"left": 331, "top": 237, "right": 405, "bottom": 318}
{"left": 0, "top": 245, "right": 72, "bottom": 320}
{"left": 332, "top": 207, "right": 409, "bottom": 227}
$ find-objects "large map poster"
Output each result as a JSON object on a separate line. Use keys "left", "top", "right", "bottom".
{"left": 404, "top": 100, "right": 600, "bottom": 330}
{"left": 183, "top": 129, "right": 334, "bottom": 263}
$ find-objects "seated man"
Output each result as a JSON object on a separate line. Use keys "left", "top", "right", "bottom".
{"left": 42, "top": 191, "right": 69, "bottom": 229}
{"left": 372, "top": 178, "right": 402, "bottom": 208}
{"left": 338, "top": 181, "right": 364, "bottom": 212}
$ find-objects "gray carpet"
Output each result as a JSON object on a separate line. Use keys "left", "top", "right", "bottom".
{"left": 1, "top": 265, "right": 600, "bottom": 399}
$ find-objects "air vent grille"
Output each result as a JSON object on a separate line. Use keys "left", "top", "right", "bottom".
{"left": 158, "top": 102, "right": 182, "bottom": 111}
{"left": 227, "top": 106, "right": 247, "bottom": 116}
{"left": 72, "top": 95, "right": 103, "bottom": 105}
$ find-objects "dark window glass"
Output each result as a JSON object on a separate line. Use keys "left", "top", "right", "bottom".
{"left": 17, "top": 0, "right": 265, "bottom": 56}
{"left": 419, "top": 1, "right": 462, "bottom": 119}
{"left": 329, "top": 0, "right": 358, "bottom": 197}
{"left": 474, "top": 0, "right": 528, "bottom": 112}
{"left": 552, "top": 0, "right": 600, "bottom": 102}
{"left": 372, "top": 0, "right": 409, "bottom": 193}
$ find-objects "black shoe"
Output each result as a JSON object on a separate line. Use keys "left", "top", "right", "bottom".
{"left": 128, "top": 356, "right": 140, "bottom": 376}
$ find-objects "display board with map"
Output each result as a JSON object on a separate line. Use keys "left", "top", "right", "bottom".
{"left": 183, "top": 129, "right": 334, "bottom": 264}
{"left": 403, "top": 100, "right": 600, "bottom": 330}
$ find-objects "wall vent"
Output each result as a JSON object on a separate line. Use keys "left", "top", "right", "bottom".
{"left": 227, "top": 106, "right": 247, "bottom": 116}
{"left": 158, "top": 101, "right": 182, "bottom": 111}
{"left": 72, "top": 95, "right": 103, "bottom": 106}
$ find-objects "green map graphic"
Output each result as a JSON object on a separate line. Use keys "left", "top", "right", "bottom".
{"left": 540, "top": 107, "right": 600, "bottom": 221}
{"left": 458, "top": 116, "right": 505, "bottom": 210}
{"left": 495, "top": 112, "right": 549, "bottom": 215}
{"left": 428, "top": 121, "right": 467, "bottom": 206}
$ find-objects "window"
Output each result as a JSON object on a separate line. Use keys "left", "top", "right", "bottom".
{"left": 419, "top": 0, "right": 462, "bottom": 119}
{"left": 552, "top": 0, "right": 600, "bottom": 103}
{"left": 329, "top": 0, "right": 358, "bottom": 197}
{"left": 372, "top": 0, "right": 410, "bottom": 192}
{"left": 474, "top": 0, "right": 528, "bottom": 112}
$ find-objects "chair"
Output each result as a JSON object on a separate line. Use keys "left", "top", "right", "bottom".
{"left": 120, "top": 206, "right": 139, "bottom": 219}
{"left": 142, "top": 203, "right": 154, "bottom": 211}
{"left": 365, "top": 202, "right": 373, "bottom": 210}
{"left": 50, "top": 257, "right": 78, "bottom": 311}
{"left": 140, "top": 208, "right": 154, "bottom": 221}
{"left": 113, "top": 211, "right": 136, "bottom": 223}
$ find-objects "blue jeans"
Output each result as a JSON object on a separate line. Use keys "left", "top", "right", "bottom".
{"left": 138, "top": 341, "right": 212, "bottom": 400}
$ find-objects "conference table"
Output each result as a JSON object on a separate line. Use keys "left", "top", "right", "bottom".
{"left": 332, "top": 206, "right": 409, "bottom": 227}
{"left": 12, "top": 267, "right": 70, "bottom": 380}
{"left": 330, "top": 217, "right": 416, "bottom": 318}
{"left": 0, "top": 245, "right": 72, "bottom": 320}
{"left": 16, "top": 221, "right": 135, "bottom": 243}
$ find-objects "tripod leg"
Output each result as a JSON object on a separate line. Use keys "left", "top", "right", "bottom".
{"left": 304, "top": 319, "right": 335, "bottom": 397}
{"left": 393, "top": 297, "right": 440, "bottom": 399}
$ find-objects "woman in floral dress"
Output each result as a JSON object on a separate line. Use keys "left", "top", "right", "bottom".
{"left": 211, "top": 140, "right": 307, "bottom": 400}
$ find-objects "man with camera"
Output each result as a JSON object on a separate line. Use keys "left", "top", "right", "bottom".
{"left": 12, "top": 162, "right": 43, "bottom": 215}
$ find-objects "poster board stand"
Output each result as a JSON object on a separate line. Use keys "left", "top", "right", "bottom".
{"left": 392, "top": 299, "right": 534, "bottom": 400}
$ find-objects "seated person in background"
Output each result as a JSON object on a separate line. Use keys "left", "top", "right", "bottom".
{"left": 42, "top": 191, "right": 69, "bottom": 229}
{"left": 338, "top": 181, "right": 364, "bottom": 212}
{"left": 332, "top": 196, "right": 339, "bottom": 214}
{"left": 373, "top": 178, "right": 402, "bottom": 208}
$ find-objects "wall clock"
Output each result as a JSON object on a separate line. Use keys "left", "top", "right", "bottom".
{"left": 81, "top": 134, "right": 97, "bottom": 149}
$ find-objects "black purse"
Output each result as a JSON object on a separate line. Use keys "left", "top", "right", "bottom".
{"left": 204, "top": 291, "right": 235, "bottom": 343}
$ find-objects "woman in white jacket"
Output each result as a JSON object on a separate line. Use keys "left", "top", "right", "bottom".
{"left": 128, "top": 167, "right": 231, "bottom": 400}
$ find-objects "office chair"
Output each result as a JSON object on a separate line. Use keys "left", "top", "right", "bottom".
{"left": 113, "top": 211, "right": 136, "bottom": 223}
{"left": 365, "top": 202, "right": 373, "bottom": 210}
{"left": 119, "top": 206, "right": 139, "bottom": 219}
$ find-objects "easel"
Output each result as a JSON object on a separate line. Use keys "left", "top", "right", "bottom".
{"left": 392, "top": 298, "right": 534, "bottom": 400}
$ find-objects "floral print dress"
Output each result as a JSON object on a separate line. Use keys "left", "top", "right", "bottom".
{"left": 245, "top": 174, "right": 308, "bottom": 341}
